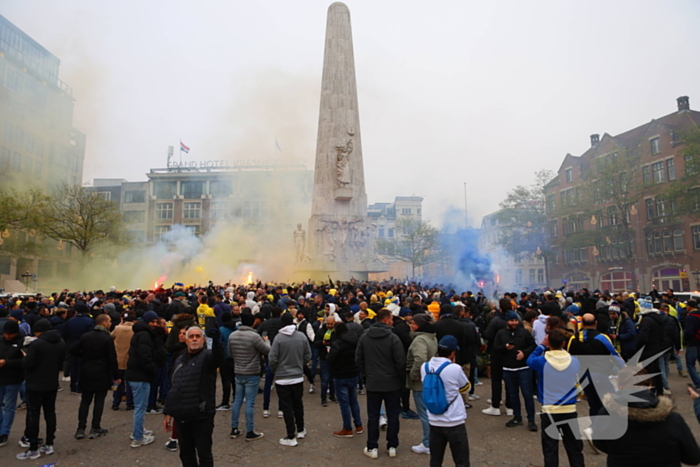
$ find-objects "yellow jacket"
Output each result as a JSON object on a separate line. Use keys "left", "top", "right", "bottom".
{"left": 197, "top": 303, "right": 215, "bottom": 326}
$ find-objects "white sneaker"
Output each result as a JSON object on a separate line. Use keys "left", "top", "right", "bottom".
{"left": 482, "top": 406, "right": 501, "bottom": 416}
{"left": 279, "top": 437, "right": 298, "bottom": 447}
{"left": 309, "top": 384, "right": 315, "bottom": 394}
{"left": 663, "top": 388, "right": 672, "bottom": 395}
{"left": 297, "top": 429, "right": 306, "bottom": 439}
{"left": 263, "top": 410, "right": 270, "bottom": 418}
{"left": 468, "top": 394, "right": 480, "bottom": 401}
{"left": 364, "top": 447, "right": 378, "bottom": 459}
{"left": 61, "top": 376, "right": 71, "bottom": 382}
{"left": 40, "top": 445, "right": 54, "bottom": 455}
{"left": 130, "top": 429, "right": 154, "bottom": 440}
{"left": 412, "top": 443, "right": 430, "bottom": 454}
{"left": 130, "top": 433, "right": 155, "bottom": 448}
{"left": 278, "top": 410, "right": 283, "bottom": 419}
{"left": 506, "top": 408, "right": 514, "bottom": 417}
{"left": 379, "top": 415, "right": 388, "bottom": 429}
{"left": 475, "top": 381, "right": 483, "bottom": 386}
{"left": 388, "top": 447, "right": 397, "bottom": 458}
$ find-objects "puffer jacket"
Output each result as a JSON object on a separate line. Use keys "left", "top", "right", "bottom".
{"left": 126, "top": 320, "right": 162, "bottom": 382}
{"left": 0, "top": 333, "right": 24, "bottom": 385}
{"left": 326, "top": 329, "right": 359, "bottom": 380}
{"left": 164, "top": 335, "right": 224, "bottom": 422}
{"left": 355, "top": 322, "right": 405, "bottom": 392}
{"left": 636, "top": 310, "right": 669, "bottom": 359}
{"left": 228, "top": 325, "right": 270, "bottom": 375}
{"left": 406, "top": 325, "right": 438, "bottom": 391}
{"left": 593, "top": 390, "right": 700, "bottom": 467}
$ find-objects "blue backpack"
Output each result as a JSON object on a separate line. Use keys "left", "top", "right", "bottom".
{"left": 422, "top": 361, "right": 457, "bottom": 415}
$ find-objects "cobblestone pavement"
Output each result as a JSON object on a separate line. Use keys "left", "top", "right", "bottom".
{"left": 1, "top": 370, "right": 698, "bottom": 466}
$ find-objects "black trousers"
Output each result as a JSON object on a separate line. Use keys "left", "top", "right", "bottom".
{"left": 489, "top": 363, "right": 511, "bottom": 409}
{"left": 176, "top": 416, "right": 214, "bottom": 467}
{"left": 400, "top": 386, "right": 411, "bottom": 412}
{"left": 25, "top": 389, "right": 57, "bottom": 451}
{"left": 540, "top": 412, "right": 584, "bottom": 467}
{"left": 78, "top": 389, "right": 107, "bottom": 430}
{"left": 220, "top": 359, "right": 235, "bottom": 405}
{"left": 276, "top": 382, "right": 304, "bottom": 438}
{"left": 366, "top": 389, "right": 400, "bottom": 450}
{"left": 429, "top": 423, "right": 470, "bottom": 467}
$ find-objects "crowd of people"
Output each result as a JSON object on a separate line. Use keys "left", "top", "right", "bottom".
{"left": 1, "top": 280, "right": 700, "bottom": 466}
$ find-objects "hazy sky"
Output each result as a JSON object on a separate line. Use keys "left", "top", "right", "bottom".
{"left": 3, "top": 0, "right": 699, "bottom": 228}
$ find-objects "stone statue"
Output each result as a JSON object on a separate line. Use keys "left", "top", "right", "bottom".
{"left": 324, "top": 223, "right": 337, "bottom": 262}
{"left": 293, "top": 223, "right": 306, "bottom": 263}
{"left": 335, "top": 139, "right": 353, "bottom": 187}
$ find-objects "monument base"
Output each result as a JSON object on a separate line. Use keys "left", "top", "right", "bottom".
{"left": 294, "top": 261, "right": 388, "bottom": 282}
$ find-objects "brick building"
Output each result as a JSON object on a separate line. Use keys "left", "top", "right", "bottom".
{"left": 545, "top": 96, "right": 700, "bottom": 293}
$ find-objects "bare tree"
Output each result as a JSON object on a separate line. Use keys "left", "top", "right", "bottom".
{"left": 376, "top": 217, "right": 439, "bottom": 277}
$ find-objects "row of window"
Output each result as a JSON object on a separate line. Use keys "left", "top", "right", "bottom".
{"left": 642, "top": 158, "right": 675, "bottom": 183}
{"left": 152, "top": 201, "right": 269, "bottom": 221}
{"left": 0, "top": 147, "right": 43, "bottom": 177}
{"left": 377, "top": 228, "right": 395, "bottom": 238}
{"left": 646, "top": 229, "right": 685, "bottom": 255}
{"left": 154, "top": 180, "right": 235, "bottom": 200}
{"left": 2, "top": 123, "right": 45, "bottom": 156}
{"left": 514, "top": 269, "right": 545, "bottom": 284}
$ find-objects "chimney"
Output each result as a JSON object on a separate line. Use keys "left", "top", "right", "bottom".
{"left": 677, "top": 96, "right": 690, "bottom": 111}
{"left": 590, "top": 134, "right": 600, "bottom": 147}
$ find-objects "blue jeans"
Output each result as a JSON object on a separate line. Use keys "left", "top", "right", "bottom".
{"left": 660, "top": 351, "right": 672, "bottom": 390}
{"left": 413, "top": 390, "right": 430, "bottom": 447}
{"left": 503, "top": 369, "right": 535, "bottom": 421}
{"left": 334, "top": 377, "right": 362, "bottom": 431}
{"left": 686, "top": 346, "right": 700, "bottom": 388}
{"left": 262, "top": 358, "right": 280, "bottom": 411}
{"left": 231, "top": 375, "right": 260, "bottom": 433}
{"left": 128, "top": 381, "right": 150, "bottom": 441}
{"left": 320, "top": 359, "right": 335, "bottom": 402}
{"left": 149, "top": 366, "right": 166, "bottom": 408}
{"left": 674, "top": 350, "right": 684, "bottom": 372}
{"left": 0, "top": 383, "right": 21, "bottom": 436}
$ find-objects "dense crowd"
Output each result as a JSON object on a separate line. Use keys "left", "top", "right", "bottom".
{"left": 1, "top": 281, "right": 700, "bottom": 466}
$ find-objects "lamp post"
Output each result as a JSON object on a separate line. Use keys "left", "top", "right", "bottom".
{"left": 20, "top": 271, "right": 32, "bottom": 292}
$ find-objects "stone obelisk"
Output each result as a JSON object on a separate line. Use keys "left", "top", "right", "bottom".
{"left": 302, "top": 2, "right": 386, "bottom": 280}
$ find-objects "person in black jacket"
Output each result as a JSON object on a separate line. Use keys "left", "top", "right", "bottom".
{"left": 593, "top": 366, "right": 700, "bottom": 467}
{"left": 126, "top": 311, "right": 165, "bottom": 447}
{"left": 636, "top": 304, "right": 670, "bottom": 396}
{"left": 17, "top": 319, "right": 65, "bottom": 460}
{"left": 482, "top": 306, "right": 510, "bottom": 416}
{"left": 63, "top": 304, "right": 94, "bottom": 394}
{"left": 327, "top": 322, "right": 363, "bottom": 437}
{"left": 259, "top": 307, "right": 283, "bottom": 417}
{"left": 393, "top": 310, "right": 417, "bottom": 419}
{"left": 164, "top": 325, "right": 223, "bottom": 467}
{"left": 493, "top": 312, "right": 537, "bottom": 431}
{"left": 0, "top": 319, "right": 24, "bottom": 446}
{"left": 355, "top": 309, "right": 406, "bottom": 459}
{"left": 71, "top": 314, "right": 119, "bottom": 440}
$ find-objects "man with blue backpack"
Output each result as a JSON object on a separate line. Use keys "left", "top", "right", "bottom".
{"left": 421, "top": 335, "right": 471, "bottom": 467}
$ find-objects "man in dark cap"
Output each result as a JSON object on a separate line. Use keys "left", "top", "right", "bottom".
{"left": 0, "top": 319, "right": 24, "bottom": 447}
{"left": 17, "top": 319, "right": 66, "bottom": 460}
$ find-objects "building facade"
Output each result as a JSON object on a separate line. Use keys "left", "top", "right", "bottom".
{"left": 0, "top": 15, "right": 85, "bottom": 291}
{"left": 545, "top": 96, "right": 700, "bottom": 293}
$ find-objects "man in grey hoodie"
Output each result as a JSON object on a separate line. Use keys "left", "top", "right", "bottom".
{"left": 269, "top": 313, "right": 311, "bottom": 447}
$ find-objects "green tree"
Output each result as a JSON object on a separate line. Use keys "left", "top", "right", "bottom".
{"left": 36, "top": 184, "right": 124, "bottom": 261}
{"left": 495, "top": 170, "right": 555, "bottom": 278}
{"left": 376, "top": 217, "right": 439, "bottom": 277}
{"left": 0, "top": 188, "right": 48, "bottom": 257}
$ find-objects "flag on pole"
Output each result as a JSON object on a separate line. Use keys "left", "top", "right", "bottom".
{"left": 180, "top": 141, "right": 190, "bottom": 154}
{"left": 275, "top": 139, "right": 282, "bottom": 152}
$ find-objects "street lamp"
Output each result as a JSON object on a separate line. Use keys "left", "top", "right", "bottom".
{"left": 21, "top": 271, "right": 33, "bottom": 292}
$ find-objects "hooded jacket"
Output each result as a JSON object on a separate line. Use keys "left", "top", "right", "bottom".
{"left": 593, "top": 391, "right": 700, "bottom": 467}
{"left": 245, "top": 292, "right": 260, "bottom": 314}
{"left": 406, "top": 324, "right": 438, "bottom": 391}
{"left": 526, "top": 345, "right": 580, "bottom": 413}
{"left": 355, "top": 322, "right": 406, "bottom": 392}
{"left": 22, "top": 329, "right": 65, "bottom": 391}
{"left": 0, "top": 333, "right": 24, "bottom": 386}
{"left": 126, "top": 320, "right": 163, "bottom": 382}
{"left": 636, "top": 310, "right": 670, "bottom": 359}
{"left": 166, "top": 313, "right": 195, "bottom": 354}
{"left": 532, "top": 314, "right": 549, "bottom": 345}
{"left": 111, "top": 322, "right": 134, "bottom": 370}
{"left": 326, "top": 329, "right": 359, "bottom": 380}
{"left": 269, "top": 324, "right": 310, "bottom": 381}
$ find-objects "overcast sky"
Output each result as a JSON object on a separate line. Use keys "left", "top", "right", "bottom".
{"left": 3, "top": 0, "right": 699, "bottom": 228}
